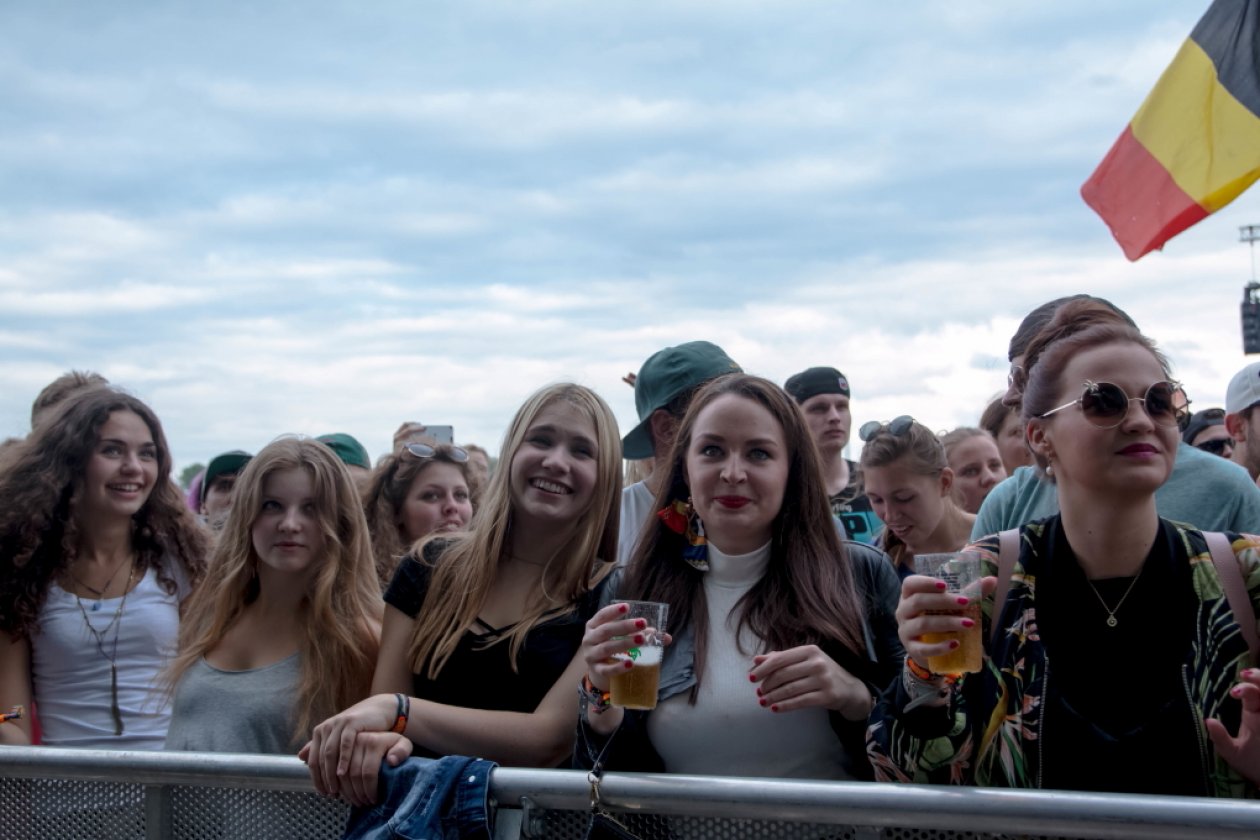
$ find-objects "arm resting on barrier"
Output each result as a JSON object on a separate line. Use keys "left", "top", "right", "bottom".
{"left": 0, "top": 633, "right": 32, "bottom": 746}
{"left": 305, "top": 605, "right": 588, "bottom": 802}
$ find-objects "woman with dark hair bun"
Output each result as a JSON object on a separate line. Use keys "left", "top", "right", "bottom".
{"left": 870, "top": 299, "right": 1260, "bottom": 796}
{"left": 0, "top": 387, "right": 207, "bottom": 748}
{"left": 578, "top": 374, "right": 902, "bottom": 779}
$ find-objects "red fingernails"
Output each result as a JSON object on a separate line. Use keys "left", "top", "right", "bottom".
{"left": 934, "top": 580, "right": 948, "bottom": 591}
{"left": 633, "top": 634, "right": 645, "bottom": 645}
{"left": 770, "top": 704, "right": 780, "bottom": 713}
{"left": 623, "top": 659, "right": 634, "bottom": 669}
{"left": 1232, "top": 685, "right": 1243, "bottom": 697}
{"left": 748, "top": 673, "right": 757, "bottom": 683}
{"left": 755, "top": 687, "right": 763, "bottom": 696}
{"left": 1244, "top": 669, "right": 1254, "bottom": 678}
{"left": 949, "top": 640, "right": 960, "bottom": 649}
{"left": 618, "top": 604, "right": 629, "bottom": 613}
{"left": 961, "top": 618, "right": 975, "bottom": 628}
{"left": 956, "top": 596, "right": 969, "bottom": 606}
{"left": 635, "top": 618, "right": 647, "bottom": 629}
{"left": 759, "top": 698, "right": 767, "bottom": 707}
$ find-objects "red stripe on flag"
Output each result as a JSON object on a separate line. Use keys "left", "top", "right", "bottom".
{"left": 1081, "top": 125, "right": 1209, "bottom": 261}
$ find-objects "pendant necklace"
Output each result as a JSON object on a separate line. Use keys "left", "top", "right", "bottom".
{"left": 1084, "top": 561, "right": 1145, "bottom": 628}
{"left": 73, "top": 560, "right": 137, "bottom": 736}
{"left": 70, "top": 554, "right": 133, "bottom": 612}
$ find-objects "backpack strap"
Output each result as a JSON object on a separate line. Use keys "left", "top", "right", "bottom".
{"left": 1204, "top": 531, "right": 1259, "bottom": 665}
{"left": 990, "top": 529, "right": 1021, "bottom": 645}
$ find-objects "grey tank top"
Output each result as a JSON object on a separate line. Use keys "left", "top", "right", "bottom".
{"left": 164, "top": 653, "right": 300, "bottom": 754}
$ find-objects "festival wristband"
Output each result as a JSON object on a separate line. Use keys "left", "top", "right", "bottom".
{"left": 390, "top": 693, "right": 410, "bottom": 734}
{"left": 580, "top": 675, "right": 613, "bottom": 715}
{"left": 0, "top": 706, "right": 23, "bottom": 725}
{"left": 905, "top": 657, "right": 940, "bottom": 683}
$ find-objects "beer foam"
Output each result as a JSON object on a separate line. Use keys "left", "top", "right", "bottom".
{"left": 615, "top": 645, "right": 661, "bottom": 667}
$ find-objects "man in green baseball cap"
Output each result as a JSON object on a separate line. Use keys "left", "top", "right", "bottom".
{"left": 618, "top": 341, "right": 741, "bottom": 563}
{"left": 316, "top": 433, "right": 373, "bottom": 496}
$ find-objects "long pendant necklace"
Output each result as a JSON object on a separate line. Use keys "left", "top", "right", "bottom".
{"left": 73, "top": 561, "right": 137, "bottom": 736}
{"left": 1085, "top": 562, "right": 1145, "bottom": 628}
{"left": 69, "top": 554, "right": 133, "bottom": 612}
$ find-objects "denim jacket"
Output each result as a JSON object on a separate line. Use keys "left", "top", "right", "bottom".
{"left": 342, "top": 755, "right": 498, "bottom": 840}
{"left": 575, "top": 540, "right": 904, "bottom": 776}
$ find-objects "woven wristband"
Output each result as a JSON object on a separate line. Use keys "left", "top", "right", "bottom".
{"left": 580, "top": 674, "right": 613, "bottom": 715}
{"left": 390, "top": 693, "right": 410, "bottom": 734}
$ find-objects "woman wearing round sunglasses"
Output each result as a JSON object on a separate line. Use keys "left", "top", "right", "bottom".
{"left": 361, "top": 442, "right": 479, "bottom": 589}
{"left": 869, "top": 298, "right": 1260, "bottom": 796}
{"left": 860, "top": 417, "right": 976, "bottom": 579}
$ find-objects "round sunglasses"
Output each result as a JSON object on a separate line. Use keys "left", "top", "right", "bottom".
{"left": 1038, "top": 380, "right": 1184, "bottom": 429}
{"left": 859, "top": 415, "right": 915, "bottom": 442}
{"left": 403, "top": 442, "right": 470, "bottom": 463}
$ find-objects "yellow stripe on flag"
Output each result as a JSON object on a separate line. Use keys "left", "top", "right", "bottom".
{"left": 1130, "top": 37, "right": 1260, "bottom": 213}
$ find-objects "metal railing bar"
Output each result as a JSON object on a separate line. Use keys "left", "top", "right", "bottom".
{"left": 4, "top": 746, "right": 1260, "bottom": 840}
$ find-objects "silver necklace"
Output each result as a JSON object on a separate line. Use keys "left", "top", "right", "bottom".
{"left": 69, "top": 554, "right": 133, "bottom": 612}
{"left": 1084, "top": 562, "right": 1146, "bottom": 628}
{"left": 72, "top": 561, "right": 137, "bottom": 736}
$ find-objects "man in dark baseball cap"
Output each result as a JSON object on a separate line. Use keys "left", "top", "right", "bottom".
{"left": 200, "top": 449, "right": 252, "bottom": 532}
{"left": 618, "top": 341, "right": 741, "bottom": 563}
{"left": 784, "top": 367, "right": 880, "bottom": 544}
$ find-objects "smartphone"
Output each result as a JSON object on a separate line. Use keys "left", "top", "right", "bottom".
{"left": 425, "top": 425, "right": 454, "bottom": 445}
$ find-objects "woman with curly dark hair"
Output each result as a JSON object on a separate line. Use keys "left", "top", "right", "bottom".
{"left": 361, "top": 442, "right": 479, "bottom": 589}
{"left": 0, "top": 387, "right": 207, "bottom": 749}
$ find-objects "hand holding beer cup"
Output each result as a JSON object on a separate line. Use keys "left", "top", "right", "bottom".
{"left": 896, "top": 552, "right": 993, "bottom": 677}
{"left": 582, "top": 601, "right": 668, "bottom": 710}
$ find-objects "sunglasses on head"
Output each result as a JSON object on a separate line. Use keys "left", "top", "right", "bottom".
{"left": 403, "top": 442, "right": 470, "bottom": 463}
{"left": 859, "top": 415, "right": 915, "bottom": 442}
{"left": 1195, "top": 437, "right": 1233, "bottom": 456}
{"left": 1038, "top": 380, "right": 1184, "bottom": 429}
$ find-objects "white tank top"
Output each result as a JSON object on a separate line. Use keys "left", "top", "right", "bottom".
{"left": 32, "top": 565, "right": 187, "bottom": 750}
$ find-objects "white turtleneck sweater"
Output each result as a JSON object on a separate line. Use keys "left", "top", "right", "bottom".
{"left": 646, "top": 541, "right": 854, "bottom": 779}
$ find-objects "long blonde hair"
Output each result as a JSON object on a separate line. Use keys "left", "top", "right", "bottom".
{"left": 166, "top": 437, "right": 383, "bottom": 745}
{"left": 406, "top": 383, "right": 621, "bottom": 679}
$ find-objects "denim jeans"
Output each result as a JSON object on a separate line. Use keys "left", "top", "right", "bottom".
{"left": 341, "top": 755, "right": 498, "bottom": 840}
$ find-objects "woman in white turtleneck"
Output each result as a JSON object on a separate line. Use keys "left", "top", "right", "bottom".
{"left": 576, "top": 374, "right": 903, "bottom": 779}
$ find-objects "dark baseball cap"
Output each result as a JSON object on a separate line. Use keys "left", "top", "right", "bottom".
{"left": 201, "top": 450, "right": 253, "bottom": 505}
{"left": 317, "top": 433, "right": 372, "bottom": 470}
{"left": 784, "top": 367, "right": 851, "bottom": 404}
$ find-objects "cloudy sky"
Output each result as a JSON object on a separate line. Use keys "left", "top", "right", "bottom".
{"left": 3, "top": 1, "right": 1258, "bottom": 474}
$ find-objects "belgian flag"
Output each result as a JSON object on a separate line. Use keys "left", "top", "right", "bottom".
{"left": 1082, "top": 0, "right": 1260, "bottom": 261}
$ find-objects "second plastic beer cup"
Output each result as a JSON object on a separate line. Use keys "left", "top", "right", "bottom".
{"left": 915, "top": 552, "right": 983, "bottom": 675}
{"left": 609, "top": 600, "right": 668, "bottom": 710}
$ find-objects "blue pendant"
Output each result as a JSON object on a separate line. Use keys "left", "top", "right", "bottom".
{"left": 91, "top": 601, "right": 101, "bottom": 612}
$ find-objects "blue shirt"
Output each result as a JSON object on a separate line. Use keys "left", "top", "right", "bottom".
{"left": 972, "top": 441, "right": 1260, "bottom": 539}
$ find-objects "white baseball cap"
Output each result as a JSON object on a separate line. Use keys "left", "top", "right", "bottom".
{"left": 1226, "top": 361, "right": 1260, "bottom": 414}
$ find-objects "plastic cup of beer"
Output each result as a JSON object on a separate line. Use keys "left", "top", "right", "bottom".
{"left": 609, "top": 600, "right": 668, "bottom": 710}
{"left": 915, "top": 552, "right": 983, "bottom": 675}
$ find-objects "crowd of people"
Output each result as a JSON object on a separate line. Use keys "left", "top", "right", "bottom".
{"left": 3, "top": 292, "right": 1260, "bottom": 806}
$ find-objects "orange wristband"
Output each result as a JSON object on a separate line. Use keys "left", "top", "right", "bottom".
{"left": 390, "top": 693, "right": 410, "bottom": 734}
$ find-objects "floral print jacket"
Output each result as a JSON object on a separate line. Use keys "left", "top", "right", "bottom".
{"left": 865, "top": 519, "right": 1260, "bottom": 797}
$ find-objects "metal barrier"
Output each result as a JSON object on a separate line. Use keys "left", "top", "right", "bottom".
{"left": 4, "top": 746, "right": 1260, "bottom": 840}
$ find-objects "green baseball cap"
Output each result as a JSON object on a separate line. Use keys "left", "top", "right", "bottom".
{"left": 317, "top": 433, "right": 372, "bottom": 470}
{"left": 201, "top": 450, "right": 253, "bottom": 505}
{"left": 622, "top": 341, "right": 741, "bottom": 459}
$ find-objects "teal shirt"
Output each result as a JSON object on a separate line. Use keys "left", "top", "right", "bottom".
{"left": 972, "top": 441, "right": 1260, "bottom": 539}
